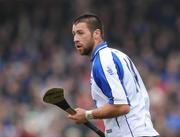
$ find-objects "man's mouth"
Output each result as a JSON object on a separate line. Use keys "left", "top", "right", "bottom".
{"left": 75, "top": 44, "right": 82, "bottom": 49}
{"left": 76, "top": 45, "right": 81, "bottom": 48}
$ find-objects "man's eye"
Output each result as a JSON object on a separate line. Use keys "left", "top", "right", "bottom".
{"left": 78, "top": 31, "right": 84, "bottom": 35}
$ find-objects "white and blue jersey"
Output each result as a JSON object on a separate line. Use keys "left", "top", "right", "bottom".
{"left": 90, "top": 42, "right": 159, "bottom": 137}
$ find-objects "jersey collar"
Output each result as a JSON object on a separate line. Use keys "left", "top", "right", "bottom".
{"left": 91, "top": 42, "right": 107, "bottom": 61}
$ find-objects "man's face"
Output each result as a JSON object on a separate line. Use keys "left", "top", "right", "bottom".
{"left": 72, "top": 22, "right": 95, "bottom": 55}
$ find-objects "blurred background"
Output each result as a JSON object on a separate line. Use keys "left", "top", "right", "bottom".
{"left": 0, "top": 0, "right": 180, "bottom": 137}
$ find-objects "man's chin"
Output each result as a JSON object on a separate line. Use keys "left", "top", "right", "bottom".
{"left": 79, "top": 52, "right": 87, "bottom": 55}
{"left": 76, "top": 48, "right": 91, "bottom": 56}
{"left": 78, "top": 51, "right": 89, "bottom": 56}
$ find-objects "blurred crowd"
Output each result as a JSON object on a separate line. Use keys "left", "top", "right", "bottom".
{"left": 0, "top": 0, "right": 179, "bottom": 137}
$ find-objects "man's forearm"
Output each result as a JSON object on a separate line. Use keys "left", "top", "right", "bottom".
{"left": 90, "top": 104, "right": 130, "bottom": 119}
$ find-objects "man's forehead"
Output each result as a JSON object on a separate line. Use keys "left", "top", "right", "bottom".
{"left": 72, "top": 22, "right": 88, "bottom": 31}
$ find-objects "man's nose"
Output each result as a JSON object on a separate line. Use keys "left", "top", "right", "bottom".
{"left": 74, "top": 35, "right": 79, "bottom": 43}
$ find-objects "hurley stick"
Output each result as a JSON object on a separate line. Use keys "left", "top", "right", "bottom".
{"left": 43, "top": 88, "right": 105, "bottom": 137}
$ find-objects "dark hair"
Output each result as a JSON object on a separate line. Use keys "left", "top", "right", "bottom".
{"left": 73, "top": 13, "right": 104, "bottom": 39}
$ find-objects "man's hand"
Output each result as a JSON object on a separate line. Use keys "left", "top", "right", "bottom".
{"left": 68, "top": 108, "right": 87, "bottom": 124}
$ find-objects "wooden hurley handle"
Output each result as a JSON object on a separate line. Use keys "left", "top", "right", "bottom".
{"left": 50, "top": 97, "right": 105, "bottom": 137}
{"left": 65, "top": 107, "right": 77, "bottom": 115}
{"left": 65, "top": 107, "right": 105, "bottom": 137}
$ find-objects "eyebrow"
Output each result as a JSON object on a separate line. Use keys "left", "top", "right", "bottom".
{"left": 72, "top": 29, "right": 83, "bottom": 35}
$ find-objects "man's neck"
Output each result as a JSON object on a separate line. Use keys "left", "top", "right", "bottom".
{"left": 92, "top": 39, "right": 104, "bottom": 53}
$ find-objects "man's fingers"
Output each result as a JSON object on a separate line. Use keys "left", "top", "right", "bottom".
{"left": 68, "top": 114, "right": 75, "bottom": 120}
{"left": 74, "top": 108, "right": 80, "bottom": 111}
{"left": 68, "top": 114, "right": 81, "bottom": 124}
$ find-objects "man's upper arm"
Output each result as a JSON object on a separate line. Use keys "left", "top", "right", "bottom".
{"left": 92, "top": 50, "right": 129, "bottom": 105}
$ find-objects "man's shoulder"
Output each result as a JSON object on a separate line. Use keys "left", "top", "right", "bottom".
{"left": 110, "top": 48, "right": 127, "bottom": 57}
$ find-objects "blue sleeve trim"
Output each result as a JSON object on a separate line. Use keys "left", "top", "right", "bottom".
{"left": 112, "top": 52, "right": 131, "bottom": 106}
{"left": 92, "top": 54, "right": 114, "bottom": 104}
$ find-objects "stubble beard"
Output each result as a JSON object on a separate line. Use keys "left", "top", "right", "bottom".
{"left": 81, "top": 39, "right": 95, "bottom": 56}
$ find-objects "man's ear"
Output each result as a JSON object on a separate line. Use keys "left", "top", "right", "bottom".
{"left": 93, "top": 29, "right": 101, "bottom": 39}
